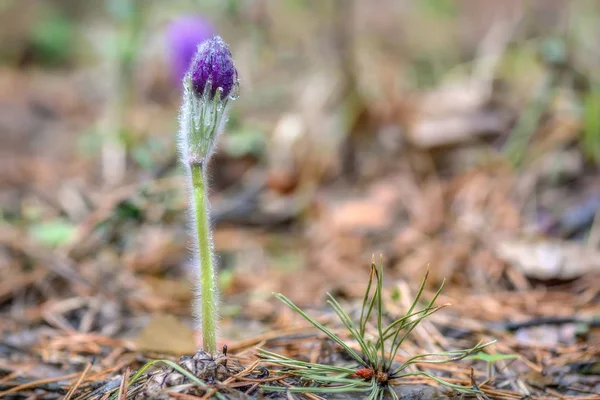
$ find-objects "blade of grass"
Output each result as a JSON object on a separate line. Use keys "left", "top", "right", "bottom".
{"left": 361, "top": 267, "right": 380, "bottom": 339}
{"left": 381, "top": 271, "right": 431, "bottom": 340}
{"left": 375, "top": 261, "right": 386, "bottom": 371}
{"left": 261, "top": 382, "right": 374, "bottom": 393}
{"left": 392, "top": 340, "right": 496, "bottom": 375}
{"left": 326, "top": 295, "right": 377, "bottom": 364}
{"left": 385, "top": 279, "right": 446, "bottom": 361}
{"left": 258, "top": 350, "right": 355, "bottom": 375}
{"left": 359, "top": 264, "right": 376, "bottom": 337}
{"left": 386, "top": 303, "right": 449, "bottom": 369}
{"left": 503, "top": 70, "right": 556, "bottom": 167}
{"left": 387, "top": 384, "right": 399, "bottom": 400}
{"left": 274, "top": 293, "right": 366, "bottom": 365}
{"left": 381, "top": 306, "right": 440, "bottom": 341}
{"left": 393, "top": 371, "right": 482, "bottom": 394}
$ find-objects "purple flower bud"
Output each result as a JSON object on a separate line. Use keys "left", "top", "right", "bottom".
{"left": 190, "top": 36, "right": 237, "bottom": 100}
{"left": 166, "top": 16, "right": 214, "bottom": 84}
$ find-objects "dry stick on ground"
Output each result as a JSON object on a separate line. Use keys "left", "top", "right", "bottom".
{"left": 64, "top": 362, "right": 93, "bottom": 400}
{"left": 117, "top": 367, "right": 130, "bottom": 400}
{"left": 169, "top": 392, "right": 207, "bottom": 400}
{"left": 0, "top": 372, "right": 81, "bottom": 397}
{"left": 0, "top": 369, "right": 32, "bottom": 386}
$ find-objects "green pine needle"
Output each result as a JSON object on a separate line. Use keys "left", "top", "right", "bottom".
{"left": 259, "top": 262, "right": 496, "bottom": 398}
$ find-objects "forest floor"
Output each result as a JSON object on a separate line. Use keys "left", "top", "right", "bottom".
{"left": 1, "top": 1, "right": 599, "bottom": 399}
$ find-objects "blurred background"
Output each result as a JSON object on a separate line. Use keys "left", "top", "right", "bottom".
{"left": 1, "top": 0, "right": 599, "bottom": 393}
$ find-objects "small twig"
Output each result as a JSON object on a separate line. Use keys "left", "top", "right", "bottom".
{"left": 100, "top": 391, "right": 112, "bottom": 400}
{"left": 244, "top": 382, "right": 260, "bottom": 395}
{"left": 117, "top": 367, "right": 130, "bottom": 400}
{"left": 0, "top": 369, "right": 31, "bottom": 385}
{"left": 0, "top": 372, "right": 80, "bottom": 397}
{"left": 167, "top": 391, "right": 205, "bottom": 399}
{"left": 64, "top": 362, "right": 93, "bottom": 400}
{"left": 286, "top": 390, "right": 297, "bottom": 400}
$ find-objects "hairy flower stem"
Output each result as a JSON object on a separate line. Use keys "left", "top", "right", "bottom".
{"left": 178, "top": 36, "right": 237, "bottom": 354}
{"left": 190, "top": 162, "right": 217, "bottom": 354}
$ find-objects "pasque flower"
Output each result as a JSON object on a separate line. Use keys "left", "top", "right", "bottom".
{"left": 166, "top": 16, "right": 214, "bottom": 84}
{"left": 178, "top": 36, "right": 238, "bottom": 354}
{"left": 180, "top": 36, "right": 238, "bottom": 163}
{"left": 190, "top": 36, "right": 237, "bottom": 100}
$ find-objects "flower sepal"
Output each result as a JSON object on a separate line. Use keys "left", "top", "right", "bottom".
{"left": 179, "top": 36, "right": 238, "bottom": 167}
{"left": 182, "top": 76, "right": 231, "bottom": 165}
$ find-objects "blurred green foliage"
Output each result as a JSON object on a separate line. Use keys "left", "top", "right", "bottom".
{"left": 132, "top": 138, "right": 169, "bottom": 170}
{"left": 223, "top": 127, "right": 266, "bottom": 158}
{"left": 28, "top": 219, "right": 75, "bottom": 248}
{"left": 465, "top": 352, "right": 519, "bottom": 363}
{"left": 582, "top": 83, "right": 600, "bottom": 165}
{"left": 30, "top": 9, "right": 76, "bottom": 67}
{"left": 419, "top": 0, "right": 457, "bottom": 18}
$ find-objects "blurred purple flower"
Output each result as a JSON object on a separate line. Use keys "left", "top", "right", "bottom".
{"left": 166, "top": 16, "right": 214, "bottom": 84}
{"left": 190, "top": 36, "right": 237, "bottom": 100}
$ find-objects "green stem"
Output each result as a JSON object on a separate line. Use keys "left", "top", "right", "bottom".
{"left": 191, "top": 162, "right": 217, "bottom": 354}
